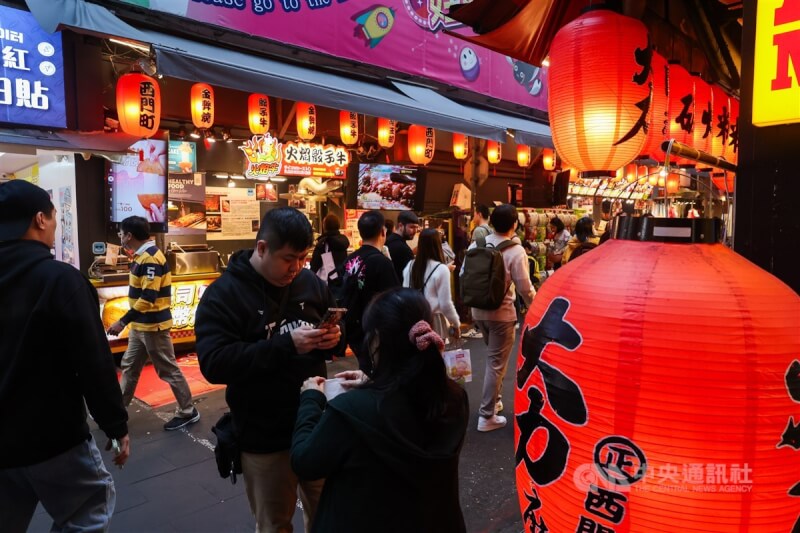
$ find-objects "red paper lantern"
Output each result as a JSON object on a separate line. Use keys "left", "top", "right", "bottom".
{"left": 517, "top": 144, "right": 532, "bottom": 168}
{"left": 340, "top": 110, "right": 359, "bottom": 146}
{"left": 452, "top": 133, "right": 468, "bottom": 160}
{"left": 548, "top": 9, "right": 649, "bottom": 173}
{"left": 487, "top": 140, "right": 502, "bottom": 164}
{"left": 712, "top": 172, "right": 735, "bottom": 194}
{"left": 666, "top": 171, "right": 680, "bottom": 194}
{"left": 296, "top": 102, "right": 317, "bottom": 141}
{"left": 667, "top": 63, "right": 694, "bottom": 165}
{"left": 711, "top": 86, "right": 731, "bottom": 160}
{"left": 407, "top": 124, "right": 435, "bottom": 165}
{"left": 116, "top": 73, "right": 161, "bottom": 138}
{"left": 641, "top": 52, "right": 670, "bottom": 161}
{"left": 248, "top": 93, "right": 270, "bottom": 135}
{"left": 729, "top": 97, "right": 740, "bottom": 165}
{"left": 190, "top": 83, "right": 214, "bottom": 130}
{"left": 515, "top": 219, "right": 800, "bottom": 532}
{"left": 377, "top": 118, "right": 397, "bottom": 148}
{"left": 691, "top": 75, "right": 713, "bottom": 155}
{"left": 541, "top": 148, "right": 556, "bottom": 171}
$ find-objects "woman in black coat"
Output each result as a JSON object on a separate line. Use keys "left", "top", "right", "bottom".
{"left": 291, "top": 288, "right": 469, "bottom": 533}
{"left": 309, "top": 213, "right": 350, "bottom": 280}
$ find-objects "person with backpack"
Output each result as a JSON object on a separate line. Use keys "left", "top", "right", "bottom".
{"left": 402, "top": 228, "right": 461, "bottom": 341}
{"left": 338, "top": 210, "right": 400, "bottom": 374}
{"left": 310, "top": 213, "right": 350, "bottom": 285}
{"left": 460, "top": 204, "right": 535, "bottom": 432}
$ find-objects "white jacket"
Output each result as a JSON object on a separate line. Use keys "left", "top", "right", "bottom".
{"left": 402, "top": 259, "right": 460, "bottom": 330}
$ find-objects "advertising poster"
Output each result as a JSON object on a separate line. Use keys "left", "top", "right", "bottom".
{"left": 206, "top": 186, "right": 260, "bottom": 241}
{"left": 121, "top": 0, "right": 548, "bottom": 112}
{"left": 108, "top": 139, "right": 168, "bottom": 224}
{"left": 255, "top": 182, "right": 278, "bottom": 202}
{"left": 167, "top": 141, "right": 205, "bottom": 234}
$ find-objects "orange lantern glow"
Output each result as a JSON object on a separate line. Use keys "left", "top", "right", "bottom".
{"left": 487, "top": 140, "right": 502, "bottom": 164}
{"left": 712, "top": 172, "right": 735, "bottom": 194}
{"left": 116, "top": 73, "right": 161, "bottom": 138}
{"left": 729, "top": 97, "right": 740, "bottom": 165}
{"left": 637, "top": 165, "right": 649, "bottom": 183}
{"left": 667, "top": 62, "right": 694, "bottom": 165}
{"left": 452, "top": 133, "right": 468, "bottom": 160}
{"left": 691, "top": 75, "right": 713, "bottom": 155}
{"left": 517, "top": 144, "right": 532, "bottom": 168}
{"left": 190, "top": 83, "right": 214, "bottom": 130}
{"left": 541, "top": 148, "right": 556, "bottom": 171}
{"left": 515, "top": 218, "right": 800, "bottom": 533}
{"left": 296, "top": 102, "right": 317, "bottom": 141}
{"left": 666, "top": 172, "right": 680, "bottom": 194}
{"left": 641, "top": 52, "right": 670, "bottom": 161}
{"left": 377, "top": 118, "right": 397, "bottom": 148}
{"left": 248, "top": 93, "right": 270, "bottom": 135}
{"left": 407, "top": 124, "right": 435, "bottom": 165}
{"left": 711, "top": 86, "right": 731, "bottom": 160}
{"left": 340, "top": 110, "right": 359, "bottom": 146}
{"left": 548, "top": 9, "right": 649, "bottom": 172}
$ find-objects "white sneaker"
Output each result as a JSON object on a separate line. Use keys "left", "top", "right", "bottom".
{"left": 477, "top": 414, "right": 507, "bottom": 432}
{"left": 495, "top": 400, "right": 504, "bottom": 414}
{"left": 462, "top": 328, "right": 483, "bottom": 339}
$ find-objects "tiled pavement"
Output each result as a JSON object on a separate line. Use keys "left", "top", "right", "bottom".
{"left": 29, "top": 334, "right": 524, "bottom": 533}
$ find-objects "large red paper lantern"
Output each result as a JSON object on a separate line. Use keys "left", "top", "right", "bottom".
{"left": 377, "top": 118, "right": 397, "bottom": 149}
{"left": 452, "top": 133, "right": 468, "bottom": 160}
{"left": 712, "top": 172, "right": 735, "bottom": 194}
{"left": 691, "top": 75, "right": 713, "bottom": 155}
{"left": 296, "top": 102, "right": 317, "bottom": 141}
{"left": 248, "top": 93, "right": 270, "bottom": 135}
{"left": 667, "top": 63, "right": 694, "bottom": 165}
{"left": 190, "top": 83, "right": 214, "bottom": 130}
{"left": 407, "top": 124, "right": 435, "bottom": 165}
{"left": 641, "top": 52, "right": 670, "bottom": 161}
{"left": 340, "top": 110, "right": 359, "bottom": 146}
{"left": 116, "top": 73, "right": 161, "bottom": 138}
{"left": 487, "top": 140, "right": 502, "bottom": 164}
{"left": 711, "top": 86, "right": 731, "bottom": 160}
{"left": 515, "top": 218, "right": 800, "bottom": 532}
{"left": 548, "top": 9, "right": 649, "bottom": 173}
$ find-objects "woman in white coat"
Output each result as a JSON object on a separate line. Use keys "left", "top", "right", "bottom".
{"left": 402, "top": 228, "right": 461, "bottom": 340}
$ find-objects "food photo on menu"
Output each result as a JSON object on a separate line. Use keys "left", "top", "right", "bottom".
{"left": 357, "top": 164, "right": 422, "bottom": 211}
{"left": 206, "top": 215, "right": 222, "bottom": 232}
{"left": 109, "top": 139, "right": 168, "bottom": 224}
{"left": 168, "top": 200, "right": 206, "bottom": 230}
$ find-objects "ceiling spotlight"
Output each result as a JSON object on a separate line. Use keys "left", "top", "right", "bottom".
{"left": 213, "top": 173, "right": 229, "bottom": 179}
{"left": 205, "top": 129, "right": 216, "bottom": 143}
{"left": 190, "top": 127, "right": 201, "bottom": 139}
{"left": 227, "top": 176, "right": 235, "bottom": 188}
{"left": 222, "top": 128, "right": 232, "bottom": 143}
{"left": 135, "top": 57, "right": 158, "bottom": 77}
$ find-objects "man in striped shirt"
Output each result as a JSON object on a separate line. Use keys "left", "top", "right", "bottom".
{"left": 107, "top": 216, "right": 199, "bottom": 431}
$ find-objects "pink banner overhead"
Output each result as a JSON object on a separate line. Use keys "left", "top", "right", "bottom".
{"left": 130, "top": 0, "right": 548, "bottom": 113}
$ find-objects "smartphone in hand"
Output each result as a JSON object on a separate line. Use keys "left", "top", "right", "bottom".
{"left": 315, "top": 308, "right": 347, "bottom": 330}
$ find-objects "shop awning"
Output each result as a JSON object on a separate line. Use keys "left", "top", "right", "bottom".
{"left": 26, "top": 0, "right": 552, "bottom": 144}
{"left": 0, "top": 128, "right": 137, "bottom": 156}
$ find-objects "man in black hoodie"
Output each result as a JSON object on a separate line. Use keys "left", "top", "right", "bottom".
{"left": 196, "top": 207, "right": 342, "bottom": 533}
{"left": 0, "top": 180, "right": 129, "bottom": 532}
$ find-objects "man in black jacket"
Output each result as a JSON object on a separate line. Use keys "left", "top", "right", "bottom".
{"left": 0, "top": 180, "right": 129, "bottom": 532}
{"left": 196, "top": 207, "right": 342, "bottom": 533}
{"left": 385, "top": 210, "right": 419, "bottom": 281}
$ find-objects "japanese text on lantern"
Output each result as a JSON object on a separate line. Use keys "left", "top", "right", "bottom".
{"left": 139, "top": 81, "right": 156, "bottom": 130}
{"left": 753, "top": 0, "right": 800, "bottom": 126}
{"left": 779, "top": 359, "right": 800, "bottom": 530}
{"left": 424, "top": 127, "right": 434, "bottom": 159}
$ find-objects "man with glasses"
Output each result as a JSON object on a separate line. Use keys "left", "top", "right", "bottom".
{"left": 106, "top": 216, "right": 199, "bottom": 431}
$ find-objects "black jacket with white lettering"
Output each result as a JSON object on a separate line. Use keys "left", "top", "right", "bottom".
{"left": 196, "top": 249, "right": 341, "bottom": 453}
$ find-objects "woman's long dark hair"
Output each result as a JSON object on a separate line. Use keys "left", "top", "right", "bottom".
{"left": 361, "top": 288, "right": 455, "bottom": 422}
{"left": 574, "top": 216, "right": 595, "bottom": 243}
{"left": 410, "top": 228, "right": 445, "bottom": 290}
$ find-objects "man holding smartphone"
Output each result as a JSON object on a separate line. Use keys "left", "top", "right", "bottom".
{"left": 196, "top": 207, "right": 343, "bottom": 533}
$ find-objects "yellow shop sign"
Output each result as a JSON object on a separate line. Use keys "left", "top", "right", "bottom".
{"left": 754, "top": 0, "right": 800, "bottom": 126}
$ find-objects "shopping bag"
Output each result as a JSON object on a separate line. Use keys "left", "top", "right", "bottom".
{"left": 443, "top": 346, "right": 472, "bottom": 385}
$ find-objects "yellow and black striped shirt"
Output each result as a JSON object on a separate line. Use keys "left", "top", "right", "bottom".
{"left": 121, "top": 242, "right": 172, "bottom": 331}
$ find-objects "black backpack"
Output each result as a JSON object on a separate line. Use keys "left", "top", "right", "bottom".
{"left": 460, "top": 237, "right": 518, "bottom": 310}
{"left": 333, "top": 247, "right": 382, "bottom": 334}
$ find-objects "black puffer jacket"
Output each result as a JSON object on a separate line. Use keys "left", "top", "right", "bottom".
{"left": 309, "top": 231, "right": 350, "bottom": 276}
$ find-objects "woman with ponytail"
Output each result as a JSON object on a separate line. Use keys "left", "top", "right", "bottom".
{"left": 291, "top": 288, "right": 468, "bottom": 532}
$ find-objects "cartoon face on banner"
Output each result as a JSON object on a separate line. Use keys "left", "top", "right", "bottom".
{"left": 515, "top": 239, "right": 800, "bottom": 532}
{"left": 402, "top": 0, "right": 468, "bottom": 32}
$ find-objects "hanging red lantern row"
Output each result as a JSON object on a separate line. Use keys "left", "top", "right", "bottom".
{"left": 667, "top": 62, "right": 694, "bottom": 166}
{"left": 248, "top": 93, "right": 270, "bottom": 135}
{"left": 487, "top": 140, "right": 502, "bottom": 164}
{"left": 452, "top": 133, "right": 468, "bottom": 160}
{"left": 377, "top": 118, "right": 397, "bottom": 148}
{"left": 190, "top": 83, "right": 214, "bottom": 130}
{"left": 515, "top": 223, "right": 800, "bottom": 532}
{"left": 116, "top": 73, "right": 161, "bottom": 138}
{"left": 691, "top": 74, "right": 713, "bottom": 155}
{"left": 296, "top": 102, "right": 316, "bottom": 141}
{"left": 548, "top": 9, "right": 650, "bottom": 173}
{"left": 407, "top": 124, "right": 435, "bottom": 165}
{"left": 641, "top": 52, "right": 670, "bottom": 161}
{"left": 340, "top": 110, "right": 359, "bottom": 146}
{"left": 710, "top": 86, "right": 731, "bottom": 161}
{"left": 517, "top": 144, "right": 532, "bottom": 168}
{"left": 541, "top": 147, "right": 556, "bottom": 171}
